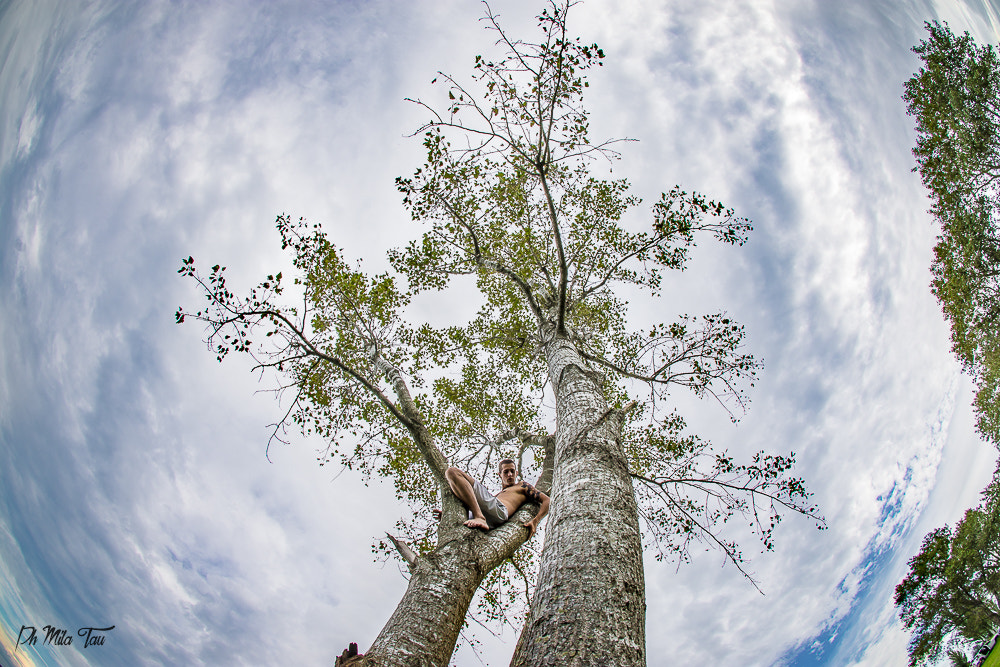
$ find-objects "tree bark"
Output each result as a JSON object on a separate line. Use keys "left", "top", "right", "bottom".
{"left": 347, "top": 442, "right": 555, "bottom": 667}
{"left": 511, "top": 336, "right": 646, "bottom": 666}
{"left": 363, "top": 519, "right": 523, "bottom": 666}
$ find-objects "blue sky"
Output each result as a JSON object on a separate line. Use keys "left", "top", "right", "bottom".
{"left": 2, "top": 0, "right": 1000, "bottom": 665}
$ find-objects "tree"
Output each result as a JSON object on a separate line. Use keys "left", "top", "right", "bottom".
{"left": 904, "top": 21, "right": 1000, "bottom": 445}
{"left": 179, "top": 219, "right": 555, "bottom": 667}
{"left": 898, "top": 24, "right": 1000, "bottom": 667}
{"left": 894, "top": 467, "right": 1000, "bottom": 666}
{"left": 178, "top": 3, "right": 823, "bottom": 664}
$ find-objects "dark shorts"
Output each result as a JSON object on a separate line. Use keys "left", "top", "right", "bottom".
{"left": 471, "top": 479, "right": 509, "bottom": 528}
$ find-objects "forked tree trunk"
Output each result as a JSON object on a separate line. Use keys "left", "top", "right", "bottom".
{"left": 327, "top": 354, "right": 555, "bottom": 666}
{"left": 364, "top": 517, "right": 525, "bottom": 666}
{"left": 511, "top": 336, "right": 646, "bottom": 666}
{"left": 347, "top": 444, "right": 554, "bottom": 667}
{"left": 366, "top": 541, "right": 482, "bottom": 665}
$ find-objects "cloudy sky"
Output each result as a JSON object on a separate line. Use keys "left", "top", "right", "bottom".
{"left": 2, "top": 0, "right": 1000, "bottom": 665}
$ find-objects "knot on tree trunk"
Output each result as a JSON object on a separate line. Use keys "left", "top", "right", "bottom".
{"left": 557, "top": 361, "right": 604, "bottom": 390}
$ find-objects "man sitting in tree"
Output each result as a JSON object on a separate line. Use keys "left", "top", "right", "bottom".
{"left": 443, "top": 459, "right": 550, "bottom": 537}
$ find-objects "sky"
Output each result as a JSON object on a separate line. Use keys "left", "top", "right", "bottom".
{"left": 2, "top": 0, "right": 1000, "bottom": 665}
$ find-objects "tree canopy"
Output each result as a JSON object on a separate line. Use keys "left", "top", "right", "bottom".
{"left": 897, "top": 23, "right": 1000, "bottom": 667}
{"left": 177, "top": 2, "right": 823, "bottom": 663}
{"left": 895, "top": 466, "right": 1000, "bottom": 666}
{"left": 904, "top": 21, "right": 1000, "bottom": 445}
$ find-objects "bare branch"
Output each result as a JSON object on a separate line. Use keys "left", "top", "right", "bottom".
{"left": 386, "top": 533, "right": 419, "bottom": 571}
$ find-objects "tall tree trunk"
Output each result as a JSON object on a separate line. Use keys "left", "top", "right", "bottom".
{"left": 511, "top": 336, "right": 646, "bottom": 666}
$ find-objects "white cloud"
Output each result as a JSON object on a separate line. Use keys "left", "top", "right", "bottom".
{"left": 15, "top": 102, "right": 41, "bottom": 158}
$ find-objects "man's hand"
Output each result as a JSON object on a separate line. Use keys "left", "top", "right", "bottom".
{"left": 523, "top": 519, "right": 537, "bottom": 538}
{"left": 432, "top": 508, "right": 442, "bottom": 521}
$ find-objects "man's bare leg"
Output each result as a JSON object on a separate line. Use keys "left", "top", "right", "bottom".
{"left": 445, "top": 467, "right": 490, "bottom": 530}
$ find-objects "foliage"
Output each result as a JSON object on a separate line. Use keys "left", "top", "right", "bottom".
{"left": 948, "top": 648, "right": 974, "bottom": 667}
{"left": 904, "top": 21, "right": 1000, "bottom": 444}
{"left": 627, "top": 412, "right": 820, "bottom": 585}
{"left": 895, "top": 467, "right": 1000, "bottom": 666}
{"left": 401, "top": 0, "right": 821, "bottom": 583}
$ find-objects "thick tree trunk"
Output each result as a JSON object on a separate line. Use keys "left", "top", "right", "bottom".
{"left": 364, "top": 533, "right": 489, "bottom": 666}
{"left": 511, "top": 336, "right": 646, "bottom": 666}
{"left": 346, "top": 506, "right": 542, "bottom": 667}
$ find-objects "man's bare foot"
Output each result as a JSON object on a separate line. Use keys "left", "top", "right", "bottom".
{"left": 464, "top": 517, "right": 490, "bottom": 531}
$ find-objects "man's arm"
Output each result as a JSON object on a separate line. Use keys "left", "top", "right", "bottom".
{"left": 521, "top": 481, "right": 550, "bottom": 538}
